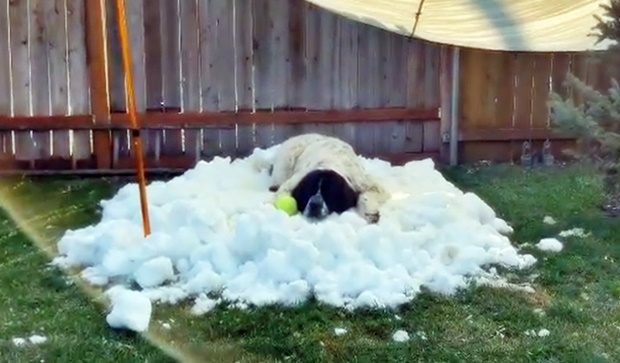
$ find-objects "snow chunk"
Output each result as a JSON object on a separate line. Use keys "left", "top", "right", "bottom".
{"left": 334, "top": 327, "right": 348, "bottom": 336}
{"left": 12, "top": 337, "right": 27, "bottom": 347}
{"left": 392, "top": 330, "right": 410, "bottom": 342}
{"left": 11, "top": 335, "right": 47, "bottom": 347}
{"left": 105, "top": 286, "right": 152, "bottom": 332}
{"left": 134, "top": 256, "right": 175, "bottom": 289}
{"left": 28, "top": 335, "right": 47, "bottom": 344}
{"left": 525, "top": 328, "right": 550, "bottom": 337}
{"left": 542, "top": 216, "right": 557, "bottom": 225}
{"left": 559, "top": 228, "right": 588, "bottom": 238}
{"left": 536, "top": 238, "right": 564, "bottom": 252}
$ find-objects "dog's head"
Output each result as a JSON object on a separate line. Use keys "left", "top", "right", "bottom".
{"left": 290, "top": 169, "right": 359, "bottom": 221}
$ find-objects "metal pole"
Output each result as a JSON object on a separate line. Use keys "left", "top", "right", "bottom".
{"left": 449, "top": 47, "right": 460, "bottom": 166}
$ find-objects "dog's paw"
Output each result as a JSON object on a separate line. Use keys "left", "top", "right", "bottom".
{"left": 269, "top": 185, "right": 279, "bottom": 192}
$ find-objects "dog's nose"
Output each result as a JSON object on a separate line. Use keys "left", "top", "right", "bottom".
{"left": 306, "top": 195, "right": 325, "bottom": 218}
{"left": 308, "top": 198, "right": 322, "bottom": 210}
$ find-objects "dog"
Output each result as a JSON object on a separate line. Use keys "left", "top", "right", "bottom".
{"left": 268, "top": 133, "right": 390, "bottom": 223}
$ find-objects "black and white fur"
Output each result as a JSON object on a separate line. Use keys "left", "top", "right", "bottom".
{"left": 268, "top": 133, "right": 390, "bottom": 223}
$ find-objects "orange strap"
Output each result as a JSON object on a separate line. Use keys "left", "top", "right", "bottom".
{"left": 114, "top": 0, "right": 152, "bottom": 236}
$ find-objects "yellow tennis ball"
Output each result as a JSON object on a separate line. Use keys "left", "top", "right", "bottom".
{"left": 273, "top": 193, "right": 298, "bottom": 216}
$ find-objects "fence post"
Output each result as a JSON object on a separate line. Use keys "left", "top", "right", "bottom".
{"left": 85, "top": 0, "right": 112, "bottom": 170}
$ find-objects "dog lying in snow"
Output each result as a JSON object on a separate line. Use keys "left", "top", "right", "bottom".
{"left": 268, "top": 133, "right": 391, "bottom": 223}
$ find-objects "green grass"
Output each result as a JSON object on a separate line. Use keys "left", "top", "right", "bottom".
{"left": 1, "top": 163, "right": 620, "bottom": 362}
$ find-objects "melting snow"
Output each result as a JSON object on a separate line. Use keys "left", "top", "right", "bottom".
{"left": 392, "top": 330, "right": 410, "bottom": 342}
{"left": 51, "top": 145, "right": 537, "bottom": 331}
{"left": 559, "top": 228, "right": 588, "bottom": 238}
{"left": 536, "top": 238, "right": 564, "bottom": 252}
{"left": 11, "top": 334, "right": 47, "bottom": 347}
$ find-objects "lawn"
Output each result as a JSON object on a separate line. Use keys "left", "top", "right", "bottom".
{"left": 1, "top": 162, "right": 620, "bottom": 363}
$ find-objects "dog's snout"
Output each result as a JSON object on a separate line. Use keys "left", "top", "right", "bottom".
{"left": 304, "top": 194, "right": 327, "bottom": 219}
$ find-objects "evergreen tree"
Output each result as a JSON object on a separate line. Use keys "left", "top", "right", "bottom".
{"left": 548, "top": 0, "right": 620, "bottom": 210}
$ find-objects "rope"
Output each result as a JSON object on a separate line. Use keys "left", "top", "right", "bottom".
{"left": 114, "top": 0, "right": 152, "bottom": 236}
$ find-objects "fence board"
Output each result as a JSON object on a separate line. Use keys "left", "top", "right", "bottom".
{"left": 212, "top": 0, "right": 236, "bottom": 156}
{"left": 67, "top": 0, "right": 90, "bottom": 163}
{"left": 532, "top": 54, "right": 552, "bottom": 129}
{"left": 143, "top": 0, "right": 163, "bottom": 160}
{"left": 253, "top": 0, "right": 274, "bottom": 147}
{"left": 30, "top": 0, "right": 52, "bottom": 160}
{"left": 551, "top": 53, "right": 571, "bottom": 98}
{"left": 302, "top": 3, "right": 320, "bottom": 112}
{"left": 160, "top": 0, "right": 182, "bottom": 156}
{"left": 47, "top": 0, "right": 70, "bottom": 160}
{"left": 179, "top": 0, "right": 200, "bottom": 163}
{"left": 106, "top": 0, "right": 127, "bottom": 166}
{"left": 513, "top": 54, "right": 535, "bottom": 131}
{"left": 197, "top": 0, "right": 216, "bottom": 157}
{"left": 0, "top": 0, "right": 12, "bottom": 157}
{"left": 9, "top": 0, "right": 33, "bottom": 162}
{"left": 0, "top": 0, "right": 9, "bottom": 117}
{"left": 233, "top": 0, "right": 254, "bottom": 156}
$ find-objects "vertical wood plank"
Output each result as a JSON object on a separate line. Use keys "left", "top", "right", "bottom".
{"left": 198, "top": 0, "right": 220, "bottom": 158}
{"left": 48, "top": 0, "right": 70, "bottom": 160}
{"left": 234, "top": 0, "right": 254, "bottom": 155}
{"left": 85, "top": 0, "right": 111, "bottom": 169}
{"left": 0, "top": 0, "right": 12, "bottom": 159}
{"left": 551, "top": 53, "right": 571, "bottom": 98}
{"left": 496, "top": 53, "right": 517, "bottom": 160}
{"left": 160, "top": 0, "right": 182, "bottom": 155}
{"left": 30, "top": 0, "right": 51, "bottom": 160}
{"left": 106, "top": 0, "right": 125, "bottom": 112}
{"left": 125, "top": 0, "right": 146, "bottom": 164}
{"left": 67, "top": 0, "right": 91, "bottom": 163}
{"left": 253, "top": 0, "right": 273, "bottom": 147}
{"left": 9, "top": 0, "right": 34, "bottom": 162}
{"left": 423, "top": 44, "right": 440, "bottom": 109}
{"left": 179, "top": 0, "right": 200, "bottom": 162}
{"left": 106, "top": 0, "right": 128, "bottom": 164}
{"left": 318, "top": 8, "right": 337, "bottom": 111}
{"left": 0, "top": 0, "right": 10, "bottom": 117}
{"left": 406, "top": 40, "right": 426, "bottom": 109}
{"left": 531, "top": 54, "right": 552, "bottom": 128}
{"left": 438, "top": 45, "right": 452, "bottom": 163}
{"left": 287, "top": 0, "right": 305, "bottom": 109}
{"left": 213, "top": 0, "right": 236, "bottom": 156}
{"left": 513, "top": 54, "right": 535, "bottom": 132}
{"left": 303, "top": 3, "right": 321, "bottom": 110}
{"left": 143, "top": 0, "right": 163, "bottom": 162}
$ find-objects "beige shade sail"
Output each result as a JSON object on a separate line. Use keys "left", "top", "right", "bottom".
{"left": 305, "top": 0, "right": 614, "bottom": 52}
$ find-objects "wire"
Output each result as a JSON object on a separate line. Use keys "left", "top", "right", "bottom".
{"left": 114, "top": 0, "right": 152, "bottom": 236}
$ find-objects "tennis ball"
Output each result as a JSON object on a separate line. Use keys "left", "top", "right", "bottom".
{"left": 273, "top": 193, "right": 298, "bottom": 216}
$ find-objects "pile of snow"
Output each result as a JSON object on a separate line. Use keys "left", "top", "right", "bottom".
{"left": 52, "top": 145, "right": 537, "bottom": 331}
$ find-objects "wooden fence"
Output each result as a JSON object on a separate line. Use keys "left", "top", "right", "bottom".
{"left": 0, "top": 0, "right": 611, "bottom": 174}
{"left": 458, "top": 49, "right": 609, "bottom": 163}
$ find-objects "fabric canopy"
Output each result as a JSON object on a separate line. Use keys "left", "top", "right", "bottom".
{"left": 305, "top": 0, "right": 614, "bottom": 52}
